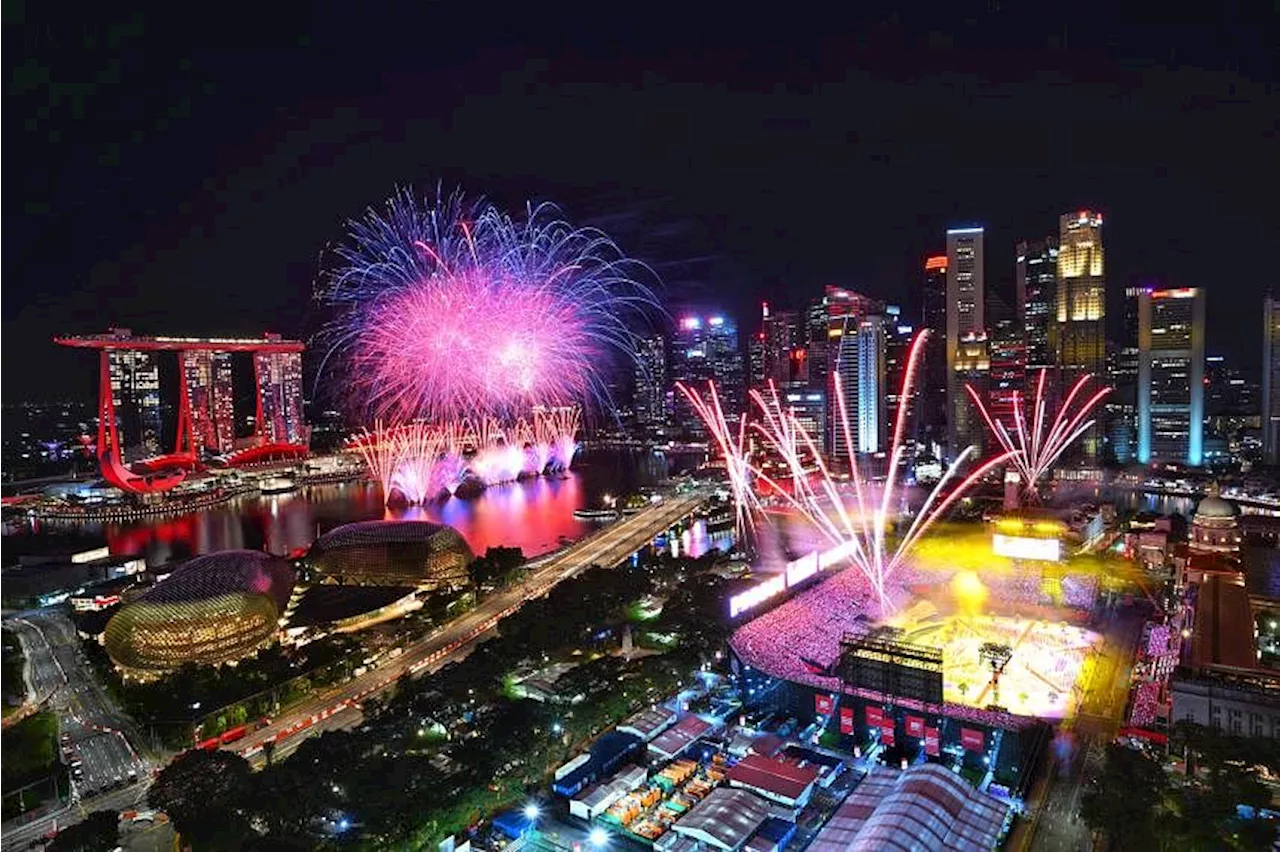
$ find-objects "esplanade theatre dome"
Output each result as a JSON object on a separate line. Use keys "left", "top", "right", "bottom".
{"left": 305, "top": 520, "right": 473, "bottom": 588}
{"left": 104, "top": 550, "right": 296, "bottom": 679}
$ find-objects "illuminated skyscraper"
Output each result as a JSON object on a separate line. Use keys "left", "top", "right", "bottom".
{"left": 182, "top": 350, "right": 237, "bottom": 456}
{"left": 1015, "top": 237, "right": 1058, "bottom": 374}
{"left": 107, "top": 349, "right": 163, "bottom": 461}
{"left": 254, "top": 349, "right": 307, "bottom": 446}
{"left": 1109, "top": 286, "right": 1144, "bottom": 463}
{"left": 989, "top": 316, "right": 1026, "bottom": 434}
{"left": 1055, "top": 211, "right": 1106, "bottom": 461}
{"left": 946, "top": 228, "right": 985, "bottom": 461}
{"left": 825, "top": 286, "right": 883, "bottom": 463}
{"left": 761, "top": 304, "right": 802, "bottom": 387}
{"left": 921, "top": 255, "right": 948, "bottom": 453}
{"left": 632, "top": 334, "right": 668, "bottom": 436}
{"left": 1263, "top": 297, "right": 1280, "bottom": 465}
{"left": 671, "top": 312, "right": 743, "bottom": 437}
{"left": 803, "top": 297, "right": 829, "bottom": 399}
{"left": 855, "top": 314, "right": 889, "bottom": 454}
{"left": 1137, "top": 287, "right": 1206, "bottom": 466}
{"left": 953, "top": 332, "right": 990, "bottom": 456}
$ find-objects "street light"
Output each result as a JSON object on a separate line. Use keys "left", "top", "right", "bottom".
{"left": 590, "top": 828, "right": 609, "bottom": 847}
{"left": 524, "top": 803, "right": 541, "bottom": 821}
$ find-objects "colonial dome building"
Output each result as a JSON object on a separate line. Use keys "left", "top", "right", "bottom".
{"left": 1189, "top": 484, "right": 1242, "bottom": 556}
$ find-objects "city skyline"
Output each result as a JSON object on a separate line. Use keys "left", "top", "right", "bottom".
{"left": 6, "top": 7, "right": 1278, "bottom": 402}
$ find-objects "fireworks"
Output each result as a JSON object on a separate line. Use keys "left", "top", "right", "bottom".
{"left": 350, "top": 407, "right": 581, "bottom": 505}
{"left": 965, "top": 369, "right": 1111, "bottom": 499}
{"left": 316, "top": 188, "right": 658, "bottom": 424}
{"left": 682, "top": 329, "right": 1013, "bottom": 614}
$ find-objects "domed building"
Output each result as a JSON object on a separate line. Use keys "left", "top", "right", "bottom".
{"left": 305, "top": 520, "right": 473, "bottom": 589}
{"left": 1189, "top": 483, "right": 1242, "bottom": 556}
{"left": 104, "top": 551, "right": 296, "bottom": 680}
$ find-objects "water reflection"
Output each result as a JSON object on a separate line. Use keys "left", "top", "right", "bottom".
{"left": 30, "top": 449, "right": 683, "bottom": 566}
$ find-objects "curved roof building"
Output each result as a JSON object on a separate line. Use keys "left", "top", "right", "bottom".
{"left": 305, "top": 520, "right": 473, "bottom": 588}
{"left": 1191, "top": 484, "right": 1242, "bottom": 556}
{"left": 104, "top": 550, "right": 295, "bottom": 679}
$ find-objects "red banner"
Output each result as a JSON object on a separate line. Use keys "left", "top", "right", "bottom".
{"left": 961, "top": 727, "right": 985, "bottom": 752}
{"left": 905, "top": 715, "right": 925, "bottom": 739}
{"left": 924, "top": 727, "right": 940, "bottom": 756}
{"left": 865, "top": 705, "right": 884, "bottom": 728}
{"left": 839, "top": 707, "right": 854, "bottom": 735}
{"left": 879, "top": 720, "right": 895, "bottom": 746}
{"left": 815, "top": 694, "right": 834, "bottom": 716}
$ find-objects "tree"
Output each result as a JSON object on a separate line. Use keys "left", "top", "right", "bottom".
{"left": 1080, "top": 744, "right": 1169, "bottom": 848}
{"left": 148, "top": 749, "right": 252, "bottom": 850}
{"left": 47, "top": 810, "right": 119, "bottom": 852}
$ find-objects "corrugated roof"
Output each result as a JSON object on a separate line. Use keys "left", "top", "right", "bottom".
{"left": 810, "top": 765, "right": 1006, "bottom": 852}
{"left": 727, "top": 754, "right": 819, "bottom": 803}
{"left": 671, "top": 787, "right": 773, "bottom": 851}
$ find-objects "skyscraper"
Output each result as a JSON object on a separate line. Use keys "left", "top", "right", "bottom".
{"left": 107, "top": 349, "right": 163, "bottom": 461}
{"left": 825, "top": 286, "right": 883, "bottom": 463}
{"left": 946, "top": 228, "right": 984, "bottom": 461}
{"left": 921, "top": 255, "right": 948, "bottom": 454}
{"left": 953, "top": 332, "right": 990, "bottom": 456}
{"left": 254, "top": 350, "right": 307, "bottom": 446}
{"left": 1137, "top": 287, "right": 1206, "bottom": 466}
{"left": 182, "top": 350, "right": 236, "bottom": 456}
{"left": 989, "top": 316, "right": 1026, "bottom": 434}
{"left": 1055, "top": 211, "right": 1106, "bottom": 462}
{"left": 670, "top": 312, "right": 743, "bottom": 438}
{"left": 1263, "top": 297, "right": 1280, "bottom": 465}
{"left": 632, "top": 334, "right": 668, "bottom": 437}
{"left": 855, "top": 315, "right": 889, "bottom": 454}
{"left": 1015, "top": 237, "right": 1058, "bottom": 374}
{"left": 761, "top": 304, "right": 802, "bottom": 387}
{"left": 1109, "top": 286, "right": 1144, "bottom": 463}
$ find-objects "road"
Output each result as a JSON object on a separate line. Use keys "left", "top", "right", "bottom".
{"left": 3, "top": 614, "right": 152, "bottom": 851}
{"left": 232, "top": 490, "right": 710, "bottom": 764}
{"left": 1021, "top": 603, "right": 1147, "bottom": 852}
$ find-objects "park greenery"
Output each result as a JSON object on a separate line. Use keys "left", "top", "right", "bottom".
{"left": 1081, "top": 723, "right": 1280, "bottom": 851}
{"left": 2, "top": 710, "right": 64, "bottom": 819}
{"left": 146, "top": 549, "right": 732, "bottom": 850}
{"left": 76, "top": 547, "right": 529, "bottom": 748}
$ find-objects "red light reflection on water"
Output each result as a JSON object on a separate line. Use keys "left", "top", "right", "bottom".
{"left": 89, "top": 475, "right": 593, "bottom": 562}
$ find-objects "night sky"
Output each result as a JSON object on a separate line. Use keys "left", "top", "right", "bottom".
{"left": 6, "top": 3, "right": 1277, "bottom": 403}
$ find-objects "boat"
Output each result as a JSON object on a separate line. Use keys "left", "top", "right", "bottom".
{"left": 259, "top": 477, "right": 297, "bottom": 495}
{"left": 573, "top": 508, "right": 620, "bottom": 522}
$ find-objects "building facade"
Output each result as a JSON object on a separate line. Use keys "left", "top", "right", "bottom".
{"left": 921, "top": 255, "right": 948, "bottom": 456}
{"left": 1263, "top": 296, "right": 1280, "bottom": 466}
{"left": 254, "top": 349, "right": 307, "bottom": 446}
{"left": 670, "top": 313, "right": 744, "bottom": 438}
{"left": 182, "top": 350, "right": 237, "bottom": 456}
{"left": 946, "top": 229, "right": 985, "bottom": 462}
{"left": 1137, "top": 287, "right": 1206, "bottom": 466}
{"left": 1015, "top": 237, "right": 1058, "bottom": 375}
{"left": 632, "top": 334, "right": 668, "bottom": 437}
{"left": 1055, "top": 211, "right": 1106, "bottom": 462}
{"left": 107, "top": 349, "right": 163, "bottom": 461}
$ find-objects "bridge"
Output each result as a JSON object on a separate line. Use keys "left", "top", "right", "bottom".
{"left": 231, "top": 489, "right": 712, "bottom": 763}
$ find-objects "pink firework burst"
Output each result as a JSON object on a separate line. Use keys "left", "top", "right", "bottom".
{"left": 317, "top": 189, "right": 658, "bottom": 424}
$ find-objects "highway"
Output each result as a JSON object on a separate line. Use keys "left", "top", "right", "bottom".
{"left": 232, "top": 490, "right": 710, "bottom": 763}
{"left": 3, "top": 613, "right": 152, "bottom": 852}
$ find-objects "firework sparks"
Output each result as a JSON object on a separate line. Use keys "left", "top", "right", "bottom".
{"left": 349, "top": 406, "right": 581, "bottom": 505}
{"left": 676, "top": 381, "right": 756, "bottom": 541}
{"left": 316, "top": 188, "right": 659, "bottom": 424}
{"left": 682, "top": 329, "right": 1012, "bottom": 614}
{"left": 965, "top": 369, "right": 1111, "bottom": 499}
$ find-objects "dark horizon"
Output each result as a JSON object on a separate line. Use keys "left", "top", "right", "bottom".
{"left": 6, "top": 4, "right": 1278, "bottom": 402}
